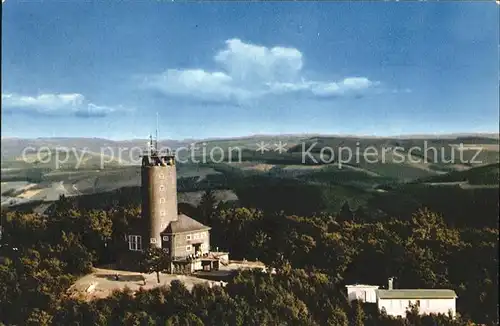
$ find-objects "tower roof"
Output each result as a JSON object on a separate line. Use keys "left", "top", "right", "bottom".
{"left": 163, "top": 214, "right": 210, "bottom": 234}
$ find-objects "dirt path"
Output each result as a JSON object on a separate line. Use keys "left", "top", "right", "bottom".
{"left": 68, "top": 268, "right": 220, "bottom": 301}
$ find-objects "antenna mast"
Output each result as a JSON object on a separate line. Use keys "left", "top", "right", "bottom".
{"left": 149, "top": 134, "right": 153, "bottom": 156}
{"left": 155, "top": 112, "right": 159, "bottom": 152}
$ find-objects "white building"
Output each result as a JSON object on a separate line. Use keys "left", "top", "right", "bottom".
{"left": 376, "top": 289, "right": 457, "bottom": 318}
{"left": 346, "top": 278, "right": 457, "bottom": 318}
{"left": 345, "top": 284, "right": 379, "bottom": 303}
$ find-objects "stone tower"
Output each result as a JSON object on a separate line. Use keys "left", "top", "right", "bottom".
{"left": 141, "top": 136, "right": 177, "bottom": 248}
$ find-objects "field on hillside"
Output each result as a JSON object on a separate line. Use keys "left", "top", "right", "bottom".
{"left": 1, "top": 148, "right": 129, "bottom": 171}
{"left": 0, "top": 163, "right": 223, "bottom": 207}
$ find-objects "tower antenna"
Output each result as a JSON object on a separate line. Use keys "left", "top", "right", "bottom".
{"left": 156, "top": 112, "right": 159, "bottom": 152}
{"left": 149, "top": 134, "right": 153, "bottom": 156}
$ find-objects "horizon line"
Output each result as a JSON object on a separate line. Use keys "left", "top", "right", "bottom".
{"left": 1, "top": 131, "right": 499, "bottom": 142}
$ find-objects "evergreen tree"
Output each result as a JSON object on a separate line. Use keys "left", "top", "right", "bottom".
{"left": 351, "top": 300, "right": 365, "bottom": 326}
{"left": 198, "top": 190, "right": 217, "bottom": 225}
{"left": 327, "top": 307, "right": 348, "bottom": 326}
{"left": 339, "top": 202, "right": 354, "bottom": 221}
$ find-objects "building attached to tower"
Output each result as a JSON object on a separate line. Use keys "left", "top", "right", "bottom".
{"left": 125, "top": 139, "right": 228, "bottom": 274}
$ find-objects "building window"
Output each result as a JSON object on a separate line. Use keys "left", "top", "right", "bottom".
{"left": 159, "top": 185, "right": 165, "bottom": 191}
{"left": 186, "top": 245, "right": 192, "bottom": 252}
{"left": 128, "top": 235, "right": 142, "bottom": 251}
{"left": 416, "top": 300, "right": 420, "bottom": 307}
{"left": 163, "top": 235, "right": 169, "bottom": 241}
{"left": 194, "top": 233, "right": 199, "bottom": 240}
{"left": 186, "top": 234, "right": 191, "bottom": 241}
{"left": 165, "top": 248, "right": 169, "bottom": 254}
{"left": 150, "top": 238, "right": 157, "bottom": 244}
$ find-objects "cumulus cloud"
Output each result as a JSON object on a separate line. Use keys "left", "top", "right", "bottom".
{"left": 145, "top": 38, "right": 380, "bottom": 102}
{"left": 2, "top": 92, "right": 122, "bottom": 117}
{"left": 310, "top": 78, "right": 380, "bottom": 97}
{"left": 146, "top": 69, "right": 253, "bottom": 102}
{"left": 214, "top": 38, "right": 303, "bottom": 83}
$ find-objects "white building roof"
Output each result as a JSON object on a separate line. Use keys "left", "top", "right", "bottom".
{"left": 376, "top": 289, "right": 457, "bottom": 299}
{"left": 346, "top": 284, "right": 380, "bottom": 288}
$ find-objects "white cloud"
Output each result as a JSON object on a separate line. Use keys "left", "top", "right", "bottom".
{"left": 75, "top": 103, "right": 118, "bottom": 117}
{"left": 310, "top": 78, "right": 380, "bottom": 97}
{"left": 341, "top": 77, "right": 377, "bottom": 90}
{"left": 2, "top": 93, "right": 84, "bottom": 111}
{"left": 146, "top": 69, "right": 253, "bottom": 102}
{"left": 2, "top": 92, "right": 122, "bottom": 117}
{"left": 214, "top": 38, "right": 303, "bottom": 83}
{"left": 144, "top": 38, "right": 380, "bottom": 102}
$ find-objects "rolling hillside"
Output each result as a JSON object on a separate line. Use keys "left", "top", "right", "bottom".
{"left": 412, "top": 163, "right": 499, "bottom": 186}
{"left": 2, "top": 134, "right": 498, "bottom": 228}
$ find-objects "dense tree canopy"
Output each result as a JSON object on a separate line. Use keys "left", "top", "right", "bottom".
{"left": 0, "top": 192, "right": 497, "bottom": 325}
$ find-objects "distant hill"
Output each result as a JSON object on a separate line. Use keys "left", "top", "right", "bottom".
{"left": 412, "top": 163, "right": 500, "bottom": 186}
{"left": 2, "top": 133, "right": 497, "bottom": 158}
{"left": 288, "top": 135, "right": 499, "bottom": 169}
{"left": 1, "top": 134, "right": 498, "bottom": 228}
{"left": 0, "top": 138, "right": 190, "bottom": 162}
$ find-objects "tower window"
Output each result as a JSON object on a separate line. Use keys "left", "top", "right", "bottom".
{"left": 163, "top": 235, "right": 169, "bottom": 241}
{"left": 186, "top": 245, "right": 192, "bottom": 252}
{"left": 159, "top": 185, "right": 165, "bottom": 191}
{"left": 159, "top": 173, "right": 165, "bottom": 179}
{"left": 160, "top": 211, "right": 166, "bottom": 217}
{"left": 150, "top": 238, "right": 157, "bottom": 244}
{"left": 159, "top": 197, "right": 166, "bottom": 203}
{"left": 128, "top": 235, "right": 142, "bottom": 251}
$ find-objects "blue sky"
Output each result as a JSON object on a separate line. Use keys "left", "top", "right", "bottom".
{"left": 2, "top": 2, "right": 498, "bottom": 140}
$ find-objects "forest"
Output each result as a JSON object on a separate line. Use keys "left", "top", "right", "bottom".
{"left": 0, "top": 187, "right": 497, "bottom": 326}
